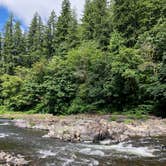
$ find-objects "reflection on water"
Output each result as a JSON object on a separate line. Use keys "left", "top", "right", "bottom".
{"left": 0, "top": 118, "right": 166, "bottom": 166}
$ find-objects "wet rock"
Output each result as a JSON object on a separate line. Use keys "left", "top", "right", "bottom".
{"left": 0, "top": 151, "right": 29, "bottom": 165}
{"left": 99, "top": 139, "right": 112, "bottom": 145}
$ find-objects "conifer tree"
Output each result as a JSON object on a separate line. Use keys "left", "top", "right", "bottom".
{"left": 3, "top": 14, "right": 15, "bottom": 74}
{"left": 35, "top": 15, "right": 44, "bottom": 52}
{"left": 13, "top": 21, "right": 25, "bottom": 55}
{"left": 27, "top": 13, "right": 44, "bottom": 53}
{"left": 0, "top": 33, "right": 2, "bottom": 57}
{"left": 3, "top": 14, "right": 14, "bottom": 55}
{"left": 113, "top": 0, "right": 138, "bottom": 47}
{"left": 66, "top": 10, "right": 79, "bottom": 50}
{"left": 93, "top": 0, "right": 111, "bottom": 51}
{"left": 43, "top": 10, "right": 57, "bottom": 58}
{"left": 82, "top": 0, "right": 111, "bottom": 51}
{"left": 113, "top": 0, "right": 165, "bottom": 47}
{"left": 81, "top": 0, "right": 94, "bottom": 41}
{"left": 55, "top": 0, "right": 73, "bottom": 56}
{"left": 27, "top": 13, "right": 38, "bottom": 52}
{"left": 0, "top": 32, "right": 3, "bottom": 74}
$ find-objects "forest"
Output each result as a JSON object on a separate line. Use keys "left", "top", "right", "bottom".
{"left": 0, "top": 0, "right": 165, "bottom": 117}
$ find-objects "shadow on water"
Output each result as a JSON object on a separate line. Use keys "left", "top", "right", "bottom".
{"left": 0, "top": 118, "right": 166, "bottom": 166}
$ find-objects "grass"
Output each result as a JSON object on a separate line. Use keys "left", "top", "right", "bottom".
{"left": 109, "top": 110, "right": 149, "bottom": 122}
{"left": 0, "top": 105, "right": 150, "bottom": 122}
{"left": 0, "top": 106, "right": 53, "bottom": 120}
{"left": 109, "top": 115, "right": 118, "bottom": 121}
{"left": 124, "top": 119, "right": 134, "bottom": 124}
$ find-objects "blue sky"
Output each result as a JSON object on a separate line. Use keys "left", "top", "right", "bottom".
{"left": 0, "top": 0, "right": 85, "bottom": 32}
{"left": 0, "top": 6, "right": 9, "bottom": 31}
{"left": 0, "top": 6, "right": 27, "bottom": 32}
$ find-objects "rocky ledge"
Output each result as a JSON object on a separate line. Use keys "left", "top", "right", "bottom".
{"left": 0, "top": 151, "right": 29, "bottom": 165}
{"left": 14, "top": 114, "right": 166, "bottom": 144}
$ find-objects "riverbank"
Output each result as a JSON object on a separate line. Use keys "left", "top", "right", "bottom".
{"left": 1, "top": 113, "right": 166, "bottom": 144}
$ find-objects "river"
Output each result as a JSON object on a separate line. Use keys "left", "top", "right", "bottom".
{"left": 0, "top": 118, "right": 166, "bottom": 166}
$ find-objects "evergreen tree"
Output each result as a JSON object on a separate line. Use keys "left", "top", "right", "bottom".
{"left": 113, "top": 0, "right": 138, "bottom": 47}
{"left": 113, "top": 0, "right": 165, "bottom": 47}
{"left": 34, "top": 15, "right": 44, "bottom": 52}
{"left": 93, "top": 0, "right": 111, "bottom": 51}
{"left": 82, "top": 0, "right": 111, "bottom": 51}
{"left": 27, "top": 13, "right": 44, "bottom": 53}
{"left": 138, "top": 0, "right": 166, "bottom": 34}
{"left": 27, "top": 13, "right": 38, "bottom": 52}
{"left": 13, "top": 21, "right": 25, "bottom": 55}
{"left": 12, "top": 21, "right": 28, "bottom": 67}
{"left": 43, "top": 10, "right": 57, "bottom": 58}
{"left": 66, "top": 10, "right": 79, "bottom": 50}
{"left": 0, "top": 33, "right": 3, "bottom": 74}
{"left": 3, "top": 14, "right": 15, "bottom": 74}
{"left": 81, "top": 0, "right": 94, "bottom": 41}
{"left": 0, "top": 33, "right": 2, "bottom": 57}
{"left": 55, "top": 0, "right": 73, "bottom": 56}
{"left": 3, "top": 14, "right": 14, "bottom": 55}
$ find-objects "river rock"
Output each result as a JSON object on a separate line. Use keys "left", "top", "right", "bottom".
{"left": 0, "top": 151, "right": 29, "bottom": 165}
{"left": 13, "top": 114, "right": 166, "bottom": 143}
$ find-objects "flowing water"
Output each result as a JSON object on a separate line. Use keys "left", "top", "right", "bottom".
{"left": 0, "top": 118, "right": 166, "bottom": 166}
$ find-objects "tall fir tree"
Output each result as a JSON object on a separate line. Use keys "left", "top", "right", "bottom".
{"left": 34, "top": 15, "right": 44, "bottom": 52}
{"left": 13, "top": 21, "right": 25, "bottom": 55}
{"left": 0, "top": 32, "right": 3, "bottom": 74}
{"left": 66, "top": 10, "right": 79, "bottom": 50}
{"left": 27, "top": 13, "right": 38, "bottom": 52}
{"left": 113, "top": 0, "right": 165, "bottom": 47}
{"left": 12, "top": 21, "right": 27, "bottom": 66}
{"left": 82, "top": 0, "right": 111, "bottom": 51}
{"left": 55, "top": 0, "right": 76, "bottom": 56}
{"left": 137, "top": 0, "right": 166, "bottom": 33}
{"left": 0, "top": 33, "right": 2, "bottom": 57}
{"left": 81, "top": 0, "right": 94, "bottom": 41}
{"left": 113, "top": 0, "right": 139, "bottom": 47}
{"left": 43, "top": 10, "right": 57, "bottom": 58}
{"left": 27, "top": 13, "right": 44, "bottom": 53}
{"left": 3, "top": 14, "right": 15, "bottom": 74}
{"left": 93, "top": 0, "right": 111, "bottom": 51}
{"left": 3, "top": 14, "right": 14, "bottom": 56}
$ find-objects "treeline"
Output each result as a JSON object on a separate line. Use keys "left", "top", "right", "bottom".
{"left": 0, "top": 0, "right": 165, "bottom": 117}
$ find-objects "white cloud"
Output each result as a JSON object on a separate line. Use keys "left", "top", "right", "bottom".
{"left": 0, "top": 0, "right": 85, "bottom": 25}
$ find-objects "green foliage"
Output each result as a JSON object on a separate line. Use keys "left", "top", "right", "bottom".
{"left": 113, "top": 0, "right": 165, "bottom": 47}
{"left": 43, "top": 10, "right": 57, "bottom": 58}
{"left": 82, "top": 0, "right": 111, "bottom": 50}
{"left": 108, "top": 48, "right": 144, "bottom": 111}
{"left": 148, "top": 56, "right": 166, "bottom": 117}
{"left": 0, "top": 0, "right": 165, "bottom": 117}
{"left": 109, "top": 31, "right": 125, "bottom": 53}
{"left": 0, "top": 74, "right": 23, "bottom": 108}
{"left": 27, "top": 13, "right": 44, "bottom": 54}
{"left": 55, "top": 0, "right": 79, "bottom": 56}
{"left": 42, "top": 58, "right": 78, "bottom": 114}
{"left": 137, "top": 20, "right": 166, "bottom": 61}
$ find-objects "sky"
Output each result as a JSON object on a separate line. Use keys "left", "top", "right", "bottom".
{"left": 0, "top": 0, "right": 85, "bottom": 31}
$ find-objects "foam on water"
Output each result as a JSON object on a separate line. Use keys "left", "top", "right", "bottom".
{"left": 42, "top": 134, "right": 50, "bottom": 138}
{"left": 38, "top": 150, "right": 57, "bottom": 158}
{"left": 110, "top": 143, "right": 156, "bottom": 157}
{"left": 62, "top": 158, "right": 75, "bottom": 166}
{"left": 79, "top": 148, "right": 105, "bottom": 157}
{"left": 0, "top": 122, "right": 9, "bottom": 126}
{"left": 0, "top": 133, "right": 9, "bottom": 138}
{"left": 80, "top": 142, "right": 157, "bottom": 157}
